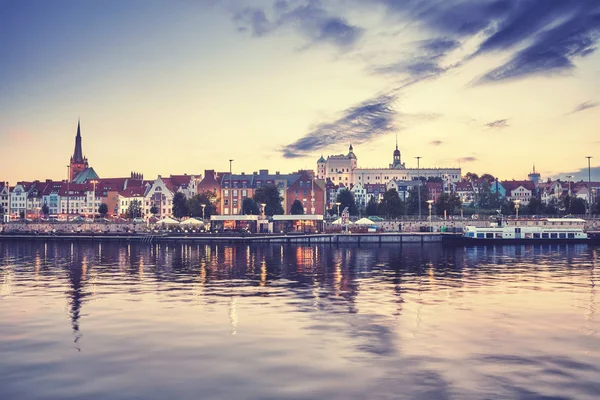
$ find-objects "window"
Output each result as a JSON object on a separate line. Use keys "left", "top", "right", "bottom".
{"left": 559, "top": 233, "right": 566, "bottom": 239}
{"left": 542, "top": 233, "right": 549, "bottom": 239}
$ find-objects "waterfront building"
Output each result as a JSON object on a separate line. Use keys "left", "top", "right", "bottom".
{"left": 197, "top": 170, "right": 222, "bottom": 214}
{"left": 502, "top": 180, "right": 536, "bottom": 205}
{"left": 350, "top": 182, "right": 367, "bottom": 209}
{"left": 144, "top": 176, "right": 175, "bottom": 218}
{"left": 317, "top": 143, "right": 461, "bottom": 188}
{"left": 9, "top": 183, "right": 32, "bottom": 218}
{"left": 0, "top": 182, "right": 10, "bottom": 219}
{"left": 118, "top": 186, "right": 149, "bottom": 217}
{"left": 455, "top": 181, "right": 475, "bottom": 204}
{"left": 285, "top": 170, "right": 326, "bottom": 215}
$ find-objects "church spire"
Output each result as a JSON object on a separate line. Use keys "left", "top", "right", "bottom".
{"left": 73, "top": 120, "right": 84, "bottom": 163}
{"left": 395, "top": 134, "right": 398, "bottom": 150}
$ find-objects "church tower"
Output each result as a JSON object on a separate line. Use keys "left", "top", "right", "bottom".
{"left": 390, "top": 135, "right": 404, "bottom": 169}
{"left": 70, "top": 120, "right": 89, "bottom": 181}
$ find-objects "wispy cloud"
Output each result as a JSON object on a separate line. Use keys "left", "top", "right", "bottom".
{"left": 281, "top": 93, "right": 397, "bottom": 158}
{"left": 371, "top": 36, "right": 461, "bottom": 82}
{"left": 458, "top": 156, "right": 477, "bottom": 163}
{"left": 485, "top": 119, "right": 509, "bottom": 129}
{"left": 570, "top": 101, "right": 599, "bottom": 114}
{"left": 234, "top": 1, "right": 363, "bottom": 49}
{"left": 429, "top": 140, "right": 443, "bottom": 146}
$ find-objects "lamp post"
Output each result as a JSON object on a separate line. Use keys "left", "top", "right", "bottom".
{"left": 201, "top": 204, "right": 206, "bottom": 221}
{"left": 415, "top": 156, "right": 422, "bottom": 219}
{"left": 335, "top": 202, "right": 341, "bottom": 217}
{"left": 592, "top": 188, "right": 597, "bottom": 216}
{"left": 566, "top": 175, "right": 572, "bottom": 196}
{"left": 426, "top": 199, "right": 434, "bottom": 232}
{"left": 260, "top": 203, "right": 266, "bottom": 218}
{"left": 229, "top": 159, "right": 234, "bottom": 216}
{"left": 514, "top": 199, "right": 520, "bottom": 220}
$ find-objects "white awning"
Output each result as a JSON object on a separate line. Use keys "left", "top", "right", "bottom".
{"left": 354, "top": 217, "right": 375, "bottom": 225}
{"left": 156, "top": 217, "right": 180, "bottom": 225}
{"left": 180, "top": 218, "right": 205, "bottom": 226}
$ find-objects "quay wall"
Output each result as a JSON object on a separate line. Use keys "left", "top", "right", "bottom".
{"left": 0, "top": 232, "right": 444, "bottom": 245}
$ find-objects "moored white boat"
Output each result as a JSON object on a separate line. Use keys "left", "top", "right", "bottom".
{"left": 463, "top": 216, "right": 588, "bottom": 242}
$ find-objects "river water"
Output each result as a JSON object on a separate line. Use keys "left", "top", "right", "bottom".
{"left": 0, "top": 241, "right": 599, "bottom": 400}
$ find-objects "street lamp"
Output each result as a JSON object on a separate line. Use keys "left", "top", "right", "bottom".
{"left": 260, "top": 203, "right": 266, "bottom": 218}
{"left": 566, "top": 175, "right": 572, "bottom": 196}
{"left": 514, "top": 199, "right": 520, "bottom": 220}
{"left": 335, "top": 202, "right": 341, "bottom": 217}
{"left": 201, "top": 204, "right": 206, "bottom": 221}
{"left": 415, "top": 156, "right": 422, "bottom": 219}
{"left": 426, "top": 199, "right": 434, "bottom": 232}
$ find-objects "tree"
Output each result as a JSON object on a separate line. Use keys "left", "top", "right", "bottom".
{"left": 480, "top": 173, "right": 495, "bottom": 183}
{"left": 188, "top": 191, "right": 218, "bottom": 218}
{"left": 336, "top": 189, "right": 358, "bottom": 216}
{"left": 172, "top": 192, "right": 189, "bottom": 218}
{"left": 526, "top": 197, "right": 544, "bottom": 215}
{"left": 98, "top": 203, "right": 108, "bottom": 217}
{"left": 570, "top": 197, "right": 586, "bottom": 214}
{"left": 150, "top": 205, "right": 159, "bottom": 216}
{"left": 465, "top": 172, "right": 479, "bottom": 181}
{"left": 253, "top": 184, "right": 284, "bottom": 216}
{"left": 500, "top": 199, "right": 515, "bottom": 215}
{"left": 365, "top": 197, "right": 379, "bottom": 216}
{"left": 241, "top": 198, "right": 261, "bottom": 215}
{"left": 477, "top": 181, "right": 501, "bottom": 209}
{"left": 41, "top": 204, "right": 49, "bottom": 216}
{"left": 592, "top": 199, "right": 600, "bottom": 215}
{"left": 126, "top": 199, "right": 143, "bottom": 219}
{"left": 379, "top": 189, "right": 405, "bottom": 218}
{"left": 435, "top": 193, "right": 460, "bottom": 216}
{"left": 427, "top": 176, "right": 443, "bottom": 183}
{"left": 406, "top": 185, "right": 429, "bottom": 215}
{"left": 290, "top": 199, "right": 305, "bottom": 215}
{"left": 545, "top": 198, "right": 559, "bottom": 215}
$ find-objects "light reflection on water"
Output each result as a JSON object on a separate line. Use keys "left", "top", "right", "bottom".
{"left": 0, "top": 241, "right": 599, "bottom": 400}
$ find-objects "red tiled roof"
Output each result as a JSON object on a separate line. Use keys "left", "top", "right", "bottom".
{"left": 501, "top": 180, "right": 535, "bottom": 192}
{"left": 118, "top": 186, "right": 147, "bottom": 197}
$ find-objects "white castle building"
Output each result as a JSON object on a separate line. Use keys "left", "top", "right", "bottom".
{"left": 317, "top": 143, "right": 461, "bottom": 186}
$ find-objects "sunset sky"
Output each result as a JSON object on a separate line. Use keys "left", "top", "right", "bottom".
{"left": 1, "top": 0, "right": 599, "bottom": 184}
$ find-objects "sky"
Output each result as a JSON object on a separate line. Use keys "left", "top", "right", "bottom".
{"left": 1, "top": 0, "right": 599, "bottom": 184}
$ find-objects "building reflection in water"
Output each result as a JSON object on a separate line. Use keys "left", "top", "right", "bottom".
{"left": 0, "top": 241, "right": 597, "bottom": 350}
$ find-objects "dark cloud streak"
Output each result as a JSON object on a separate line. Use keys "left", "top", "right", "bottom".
{"left": 373, "top": 0, "right": 600, "bottom": 83}
{"left": 570, "top": 101, "right": 599, "bottom": 114}
{"left": 281, "top": 93, "right": 397, "bottom": 158}
{"left": 485, "top": 119, "right": 509, "bottom": 129}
